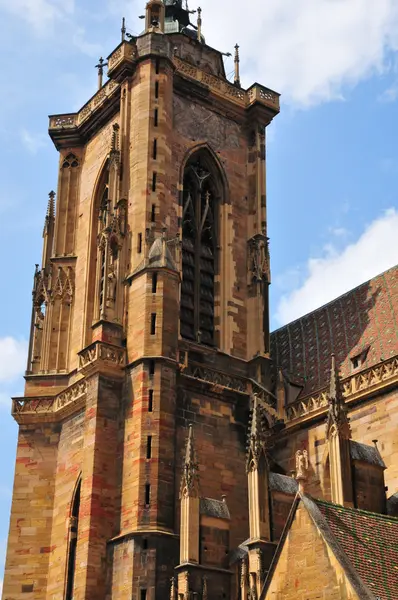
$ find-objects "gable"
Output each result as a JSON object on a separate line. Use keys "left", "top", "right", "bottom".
{"left": 263, "top": 503, "right": 362, "bottom": 600}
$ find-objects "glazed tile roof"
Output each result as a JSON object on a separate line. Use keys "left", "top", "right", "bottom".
{"left": 271, "top": 265, "right": 398, "bottom": 397}
{"left": 315, "top": 498, "right": 398, "bottom": 600}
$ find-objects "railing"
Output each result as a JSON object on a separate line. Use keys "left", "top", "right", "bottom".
{"left": 285, "top": 355, "right": 398, "bottom": 423}
{"left": 107, "top": 41, "right": 137, "bottom": 74}
{"left": 173, "top": 57, "right": 280, "bottom": 112}
{"left": 49, "top": 114, "right": 77, "bottom": 129}
{"left": 12, "top": 342, "right": 126, "bottom": 420}
{"left": 78, "top": 341, "right": 126, "bottom": 370}
{"left": 12, "top": 379, "right": 87, "bottom": 418}
{"left": 49, "top": 79, "right": 120, "bottom": 131}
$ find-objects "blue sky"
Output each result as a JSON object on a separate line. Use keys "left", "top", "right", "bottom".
{"left": 1, "top": 0, "right": 398, "bottom": 587}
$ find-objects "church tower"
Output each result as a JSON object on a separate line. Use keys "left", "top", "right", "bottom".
{"left": 3, "top": 2, "right": 279, "bottom": 598}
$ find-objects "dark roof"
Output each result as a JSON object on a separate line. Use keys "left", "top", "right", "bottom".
{"left": 350, "top": 440, "right": 386, "bottom": 468}
{"left": 271, "top": 265, "right": 398, "bottom": 397}
{"left": 269, "top": 472, "right": 298, "bottom": 495}
{"left": 228, "top": 539, "right": 249, "bottom": 565}
{"left": 387, "top": 493, "right": 398, "bottom": 516}
{"left": 315, "top": 498, "right": 398, "bottom": 600}
{"left": 200, "top": 497, "right": 230, "bottom": 520}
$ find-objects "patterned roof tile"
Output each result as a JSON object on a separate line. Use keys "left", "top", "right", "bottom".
{"left": 271, "top": 265, "right": 398, "bottom": 396}
{"left": 315, "top": 499, "right": 398, "bottom": 600}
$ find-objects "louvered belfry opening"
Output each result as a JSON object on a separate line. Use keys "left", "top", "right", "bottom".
{"left": 180, "top": 152, "right": 219, "bottom": 345}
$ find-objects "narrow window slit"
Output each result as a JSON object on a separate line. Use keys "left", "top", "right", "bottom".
{"left": 145, "top": 484, "right": 151, "bottom": 506}
{"left": 150, "top": 313, "right": 156, "bottom": 335}
{"left": 137, "top": 232, "right": 142, "bottom": 254}
{"left": 146, "top": 436, "right": 152, "bottom": 459}
{"left": 148, "top": 389, "right": 154, "bottom": 412}
{"left": 155, "top": 81, "right": 159, "bottom": 98}
{"left": 153, "top": 139, "right": 157, "bottom": 160}
{"left": 152, "top": 172, "right": 157, "bottom": 192}
{"left": 152, "top": 272, "right": 158, "bottom": 293}
{"left": 154, "top": 109, "right": 158, "bottom": 127}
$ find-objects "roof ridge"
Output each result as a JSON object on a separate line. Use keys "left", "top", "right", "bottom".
{"left": 271, "top": 262, "right": 398, "bottom": 333}
{"left": 314, "top": 497, "right": 398, "bottom": 523}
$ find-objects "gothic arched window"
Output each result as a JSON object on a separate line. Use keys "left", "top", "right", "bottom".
{"left": 65, "top": 477, "right": 81, "bottom": 600}
{"left": 180, "top": 151, "right": 221, "bottom": 345}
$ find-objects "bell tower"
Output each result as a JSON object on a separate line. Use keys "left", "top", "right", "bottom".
{"left": 3, "top": 2, "right": 279, "bottom": 599}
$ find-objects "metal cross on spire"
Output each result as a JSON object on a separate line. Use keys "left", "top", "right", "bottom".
{"left": 95, "top": 57, "right": 108, "bottom": 90}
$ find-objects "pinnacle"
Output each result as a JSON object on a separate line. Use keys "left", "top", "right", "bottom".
{"left": 329, "top": 353, "right": 342, "bottom": 403}
{"left": 326, "top": 353, "right": 351, "bottom": 438}
{"left": 181, "top": 424, "right": 199, "bottom": 496}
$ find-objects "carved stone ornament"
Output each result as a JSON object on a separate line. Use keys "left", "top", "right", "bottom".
{"left": 180, "top": 425, "right": 199, "bottom": 497}
{"left": 295, "top": 449, "right": 308, "bottom": 480}
{"left": 248, "top": 234, "right": 270, "bottom": 284}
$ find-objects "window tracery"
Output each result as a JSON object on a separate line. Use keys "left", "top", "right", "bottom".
{"left": 62, "top": 153, "right": 79, "bottom": 169}
{"left": 180, "top": 153, "right": 220, "bottom": 345}
{"left": 93, "top": 155, "right": 126, "bottom": 323}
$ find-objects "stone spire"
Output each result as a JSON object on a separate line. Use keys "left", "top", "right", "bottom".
{"left": 42, "top": 191, "right": 55, "bottom": 271}
{"left": 180, "top": 424, "right": 199, "bottom": 497}
{"left": 326, "top": 354, "right": 351, "bottom": 440}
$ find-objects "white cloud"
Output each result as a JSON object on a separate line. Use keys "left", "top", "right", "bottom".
{"left": 0, "top": 337, "right": 28, "bottom": 383}
{"left": 275, "top": 208, "right": 398, "bottom": 325}
{"left": 20, "top": 129, "right": 47, "bottom": 155}
{"left": 0, "top": 0, "right": 74, "bottom": 35}
{"left": 378, "top": 82, "right": 398, "bottom": 103}
{"left": 73, "top": 27, "right": 102, "bottom": 57}
{"left": 329, "top": 227, "right": 350, "bottom": 238}
{"left": 191, "top": 0, "right": 398, "bottom": 106}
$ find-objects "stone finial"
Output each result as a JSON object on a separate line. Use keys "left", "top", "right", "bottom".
{"left": 121, "top": 16, "right": 126, "bottom": 42}
{"left": 295, "top": 449, "right": 308, "bottom": 493}
{"left": 170, "top": 576, "right": 176, "bottom": 600}
{"left": 180, "top": 424, "right": 199, "bottom": 497}
{"left": 43, "top": 190, "right": 55, "bottom": 235}
{"left": 197, "top": 7, "right": 202, "bottom": 41}
{"left": 111, "top": 123, "right": 120, "bottom": 153}
{"left": 234, "top": 43, "right": 241, "bottom": 87}
{"left": 326, "top": 354, "right": 351, "bottom": 440}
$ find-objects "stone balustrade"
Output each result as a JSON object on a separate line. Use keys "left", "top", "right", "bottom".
{"left": 285, "top": 355, "right": 398, "bottom": 424}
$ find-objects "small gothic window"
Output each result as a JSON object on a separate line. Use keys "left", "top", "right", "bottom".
{"left": 180, "top": 152, "right": 220, "bottom": 345}
{"left": 62, "top": 153, "right": 79, "bottom": 168}
{"left": 65, "top": 478, "right": 81, "bottom": 600}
